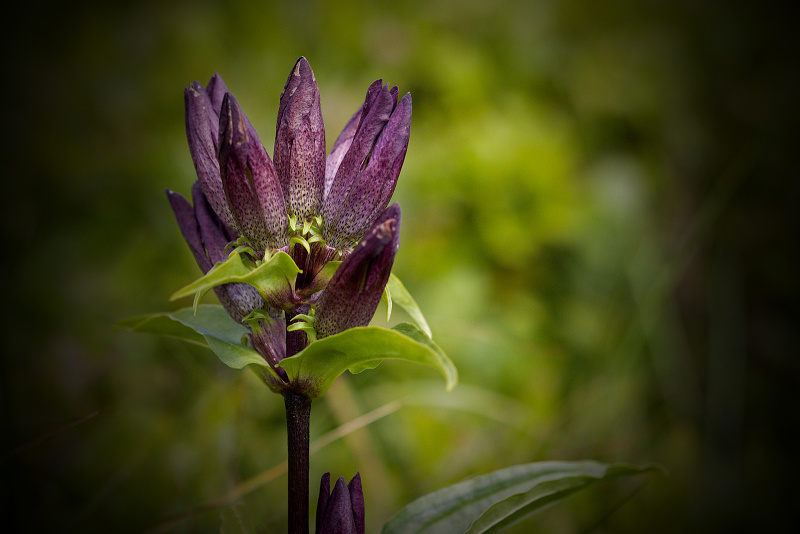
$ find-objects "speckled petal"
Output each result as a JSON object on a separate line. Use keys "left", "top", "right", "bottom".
{"left": 323, "top": 81, "right": 395, "bottom": 233}
{"left": 324, "top": 109, "right": 360, "bottom": 198}
{"left": 315, "top": 204, "right": 401, "bottom": 338}
{"left": 218, "top": 93, "right": 287, "bottom": 250}
{"left": 213, "top": 283, "right": 265, "bottom": 325}
{"left": 184, "top": 82, "right": 236, "bottom": 230}
{"left": 325, "top": 94, "right": 411, "bottom": 247}
{"left": 274, "top": 57, "right": 326, "bottom": 220}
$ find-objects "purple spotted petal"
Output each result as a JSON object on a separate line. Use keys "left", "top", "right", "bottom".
{"left": 184, "top": 82, "right": 237, "bottom": 231}
{"left": 324, "top": 109, "right": 360, "bottom": 197}
{"left": 325, "top": 94, "right": 411, "bottom": 247}
{"left": 315, "top": 204, "right": 401, "bottom": 338}
{"left": 323, "top": 82, "right": 394, "bottom": 230}
{"left": 249, "top": 307, "right": 288, "bottom": 371}
{"left": 323, "top": 83, "right": 411, "bottom": 248}
{"left": 218, "top": 92, "right": 287, "bottom": 251}
{"left": 274, "top": 57, "right": 326, "bottom": 220}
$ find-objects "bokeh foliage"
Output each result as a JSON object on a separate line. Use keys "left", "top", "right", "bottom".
{"left": 3, "top": 0, "right": 797, "bottom": 532}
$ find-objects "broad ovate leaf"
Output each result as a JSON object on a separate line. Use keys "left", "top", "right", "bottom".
{"left": 278, "top": 323, "right": 457, "bottom": 398}
{"left": 118, "top": 305, "right": 281, "bottom": 381}
{"left": 169, "top": 250, "right": 301, "bottom": 311}
{"left": 382, "top": 460, "right": 660, "bottom": 534}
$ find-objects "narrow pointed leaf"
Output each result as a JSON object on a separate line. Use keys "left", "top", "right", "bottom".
{"left": 170, "top": 251, "right": 301, "bottom": 310}
{"left": 386, "top": 273, "right": 431, "bottom": 338}
{"left": 117, "top": 305, "right": 279, "bottom": 378}
{"left": 465, "top": 463, "right": 661, "bottom": 533}
{"left": 277, "top": 323, "right": 457, "bottom": 398}
{"left": 381, "top": 461, "right": 660, "bottom": 534}
{"left": 381, "top": 284, "right": 393, "bottom": 321}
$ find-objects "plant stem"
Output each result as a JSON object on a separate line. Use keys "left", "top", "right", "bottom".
{"left": 284, "top": 390, "right": 312, "bottom": 534}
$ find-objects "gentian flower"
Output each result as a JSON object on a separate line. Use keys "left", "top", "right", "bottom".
{"left": 168, "top": 57, "right": 412, "bottom": 386}
{"left": 315, "top": 472, "right": 365, "bottom": 534}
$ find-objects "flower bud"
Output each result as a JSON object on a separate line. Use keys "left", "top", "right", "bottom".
{"left": 274, "top": 57, "right": 326, "bottom": 221}
{"left": 315, "top": 472, "right": 365, "bottom": 534}
{"left": 314, "top": 204, "right": 401, "bottom": 338}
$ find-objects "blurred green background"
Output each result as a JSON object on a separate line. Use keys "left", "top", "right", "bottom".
{"left": 3, "top": 0, "right": 797, "bottom": 532}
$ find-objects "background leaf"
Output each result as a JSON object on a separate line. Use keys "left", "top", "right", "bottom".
{"left": 382, "top": 461, "right": 659, "bottom": 534}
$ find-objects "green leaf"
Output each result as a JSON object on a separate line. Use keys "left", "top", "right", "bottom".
{"left": 381, "top": 460, "right": 660, "bottom": 534}
{"left": 169, "top": 251, "right": 301, "bottom": 310}
{"left": 386, "top": 273, "right": 431, "bottom": 338}
{"left": 278, "top": 323, "right": 457, "bottom": 398}
{"left": 118, "top": 305, "right": 280, "bottom": 380}
{"left": 382, "top": 284, "right": 393, "bottom": 321}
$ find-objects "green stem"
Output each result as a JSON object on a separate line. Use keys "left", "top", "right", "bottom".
{"left": 284, "top": 390, "right": 312, "bottom": 534}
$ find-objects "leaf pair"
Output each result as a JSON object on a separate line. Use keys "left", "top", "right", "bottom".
{"left": 118, "top": 305, "right": 456, "bottom": 399}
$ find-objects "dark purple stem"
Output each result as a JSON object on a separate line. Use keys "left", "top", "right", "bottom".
{"left": 284, "top": 390, "right": 312, "bottom": 534}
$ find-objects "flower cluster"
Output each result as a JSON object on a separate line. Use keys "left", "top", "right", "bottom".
{"left": 167, "top": 58, "right": 411, "bottom": 390}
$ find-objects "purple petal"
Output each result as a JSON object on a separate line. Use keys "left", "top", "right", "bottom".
{"left": 322, "top": 477, "right": 356, "bottom": 534}
{"left": 166, "top": 188, "right": 211, "bottom": 272}
{"left": 214, "top": 283, "right": 265, "bottom": 325}
{"left": 348, "top": 473, "right": 365, "bottom": 534}
{"left": 205, "top": 72, "right": 229, "bottom": 117}
{"left": 324, "top": 109, "right": 360, "bottom": 197}
{"left": 323, "top": 82, "right": 396, "bottom": 232}
{"left": 315, "top": 472, "right": 331, "bottom": 534}
{"left": 184, "top": 83, "right": 237, "bottom": 231}
{"left": 249, "top": 307, "right": 288, "bottom": 369}
{"left": 315, "top": 204, "right": 401, "bottom": 338}
{"left": 274, "top": 57, "right": 326, "bottom": 220}
{"left": 218, "top": 92, "right": 287, "bottom": 250}
{"left": 191, "top": 181, "right": 231, "bottom": 265}
{"left": 324, "top": 94, "right": 411, "bottom": 247}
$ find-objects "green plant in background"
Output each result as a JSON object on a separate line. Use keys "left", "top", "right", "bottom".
{"left": 121, "top": 56, "right": 658, "bottom": 533}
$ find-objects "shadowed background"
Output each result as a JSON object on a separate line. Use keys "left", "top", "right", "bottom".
{"left": 3, "top": 0, "right": 797, "bottom": 532}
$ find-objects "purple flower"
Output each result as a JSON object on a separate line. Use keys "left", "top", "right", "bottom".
{"left": 170, "top": 57, "right": 411, "bottom": 376}
{"left": 181, "top": 57, "right": 411, "bottom": 260}
{"left": 315, "top": 472, "right": 365, "bottom": 534}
